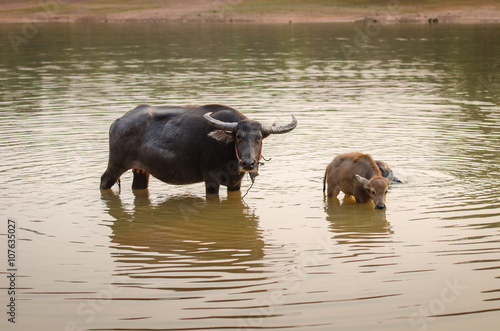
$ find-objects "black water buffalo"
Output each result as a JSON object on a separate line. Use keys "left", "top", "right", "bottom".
{"left": 100, "top": 104, "right": 297, "bottom": 194}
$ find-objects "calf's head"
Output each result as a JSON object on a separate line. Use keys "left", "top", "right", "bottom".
{"left": 355, "top": 173, "right": 394, "bottom": 210}
{"left": 204, "top": 112, "right": 297, "bottom": 173}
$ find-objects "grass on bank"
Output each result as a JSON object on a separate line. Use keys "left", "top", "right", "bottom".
{"left": 0, "top": 0, "right": 499, "bottom": 18}
{"left": 228, "top": 0, "right": 499, "bottom": 15}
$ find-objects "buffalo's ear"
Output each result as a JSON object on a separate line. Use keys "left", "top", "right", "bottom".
{"left": 208, "top": 130, "right": 234, "bottom": 144}
{"left": 385, "top": 171, "right": 394, "bottom": 185}
{"left": 376, "top": 160, "right": 390, "bottom": 177}
{"left": 355, "top": 175, "right": 370, "bottom": 190}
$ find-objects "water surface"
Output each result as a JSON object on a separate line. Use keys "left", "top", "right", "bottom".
{"left": 1, "top": 22, "right": 500, "bottom": 331}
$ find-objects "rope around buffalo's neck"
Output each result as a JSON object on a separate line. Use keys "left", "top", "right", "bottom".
{"left": 234, "top": 142, "right": 264, "bottom": 165}
{"left": 234, "top": 142, "right": 269, "bottom": 199}
{"left": 242, "top": 172, "right": 256, "bottom": 199}
{"left": 261, "top": 155, "right": 271, "bottom": 162}
{"left": 241, "top": 173, "right": 257, "bottom": 199}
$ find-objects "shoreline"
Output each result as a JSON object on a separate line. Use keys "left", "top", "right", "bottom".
{"left": 0, "top": 1, "right": 499, "bottom": 24}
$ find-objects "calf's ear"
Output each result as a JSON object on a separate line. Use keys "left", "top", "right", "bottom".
{"left": 207, "top": 130, "right": 234, "bottom": 144}
{"left": 355, "top": 175, "right": 371, "bottom": 190}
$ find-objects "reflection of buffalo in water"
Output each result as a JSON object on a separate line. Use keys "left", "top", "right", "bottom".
{"left": 101, "top": 191, "right": 264, "bottom": 274}
{"left": 324, "top": 196, "right": 392, "bottom": 245}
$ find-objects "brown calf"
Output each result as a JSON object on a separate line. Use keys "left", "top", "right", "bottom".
{"left": 324, "top": 152, "right": 394, "bottom": 210}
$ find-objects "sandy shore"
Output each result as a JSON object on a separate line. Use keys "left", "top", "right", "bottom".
{"left": 0, "top": 0, "right": 499, "bottom": 24}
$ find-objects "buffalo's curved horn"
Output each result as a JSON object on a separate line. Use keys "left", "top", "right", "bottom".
{"left": 204, "top": 112, "right": 238, "bottom": 132}
{"left": 262, "top": 115, "right": 297, "bottom": 135}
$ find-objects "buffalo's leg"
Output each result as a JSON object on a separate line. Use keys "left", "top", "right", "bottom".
{"left": 132, "top": 168, "right": 150, "bottom": 190}
{"left": 227, "top": 181, "right": 242, "bottom": 192}
{"left": 205, "top": 182, "right": 220, "bottom": 195}
{"left": 100, "top": 166, "right": 127, "bottom": 190}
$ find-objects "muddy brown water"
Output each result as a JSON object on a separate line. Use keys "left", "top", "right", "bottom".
{"left": 1, "top": 23, "right": 500, "bottom": 330}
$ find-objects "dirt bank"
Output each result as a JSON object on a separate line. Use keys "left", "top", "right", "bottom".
{"left": 0, "top": 0, "right": 499, "bottom": 24}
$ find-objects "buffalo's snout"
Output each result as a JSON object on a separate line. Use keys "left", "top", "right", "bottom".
{"left": 375, "top": 203, "right": 386, "bottom": 210}
{"left": 240, "top": 158, "right": 258, "bottom": 171}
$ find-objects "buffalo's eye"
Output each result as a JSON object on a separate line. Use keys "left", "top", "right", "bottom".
{"left": 371, "top": 190, "right": 376, "bottom": 195}
{"left": 236, "top": 134, "right": 243, "bottom": 141}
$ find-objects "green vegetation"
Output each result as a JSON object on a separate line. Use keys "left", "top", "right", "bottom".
{"left": 226, "top": 0, "right": 384, "bottom": 15}
{"left": 85, "top": 6, "right": 163, "bottom": 15}
{"left": 227, "top": 0, "right": 497, "bottom": 15}
{"left": 0, "top": 0, "right": 161, "bottom": 15}
{"left": 0, "top": 0, "right": 498, "bottom": 20}
{"left": 0, "top": 4, "right": 70, "bottom": 14}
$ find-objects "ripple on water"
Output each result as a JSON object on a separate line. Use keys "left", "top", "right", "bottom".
{"left": 1, "top": 22, "right": 500, "bottom": 331}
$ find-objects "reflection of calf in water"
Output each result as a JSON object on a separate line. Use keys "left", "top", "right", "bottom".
{"left": 324, "top": 197, "right": 392, "bottom": 244}
{"left": 101, "top": 191, "right": 264, "bottom": 274}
